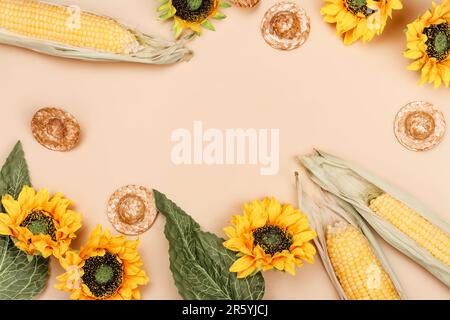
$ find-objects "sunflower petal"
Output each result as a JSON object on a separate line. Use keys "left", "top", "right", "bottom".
{"left": 229, "top": 255, "right": 255, "bottom": 273}
{"left": 0, "top": 223, "right": 11, "bottom": 235}
{"left": 223, "top": 226, "right": 236, "bottom": 238}
{"left": 202, "top": 20, "right": 215, "bottom": 31}
{"left": 1, "top": 195, "right": 20, "bottom": 216}
{"left": 17, "top": 186, "right": 36, "bottom": 208}
{"left": 34, "top": 188, "right": 50, "bottom": 207}
{"left": 266, "top": 198, "right": 282, "bottom": 224}
{"left": 223, "top": 237, "right": 252, "bottom": 255}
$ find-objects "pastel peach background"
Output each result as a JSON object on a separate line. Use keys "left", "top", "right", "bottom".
{"left": 0, "top": 0, "right": 449, "bottom": 300}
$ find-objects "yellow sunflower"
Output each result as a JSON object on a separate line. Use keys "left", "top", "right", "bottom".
{"left": 0, "top": 186, "right": 81, "bottom": 258}
{"left": 404, "top": 1, "right": 450, "bottom": 88}
{"left": 158, "top": 0, "right": 230, "bottom": 38}
{"left": 223, "top": 197, "right": 317, "bottom": 278}
{"left": 321, "top": 0, "right": 403, "bottom": 45}
{"left": 55, "top": 225, "right": 149, "bottom": 300}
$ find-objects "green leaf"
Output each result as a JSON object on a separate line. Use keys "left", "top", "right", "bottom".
{"left": 154, "top": 190, "right": 265, "bottom": 300}
{"left": 0, "top": 237, "right": 49, "bottom": 300}
{"left": 201, "top": 20, "right": 216, "bottom": 32}
{"left": 0, "top": 141, "right": 31, "bottom": 212}
{"left": 220, "top": 2, "right": 232, "bottom": 8}
{"left": 0, "top": 141, "right": 49, "bottom": 300}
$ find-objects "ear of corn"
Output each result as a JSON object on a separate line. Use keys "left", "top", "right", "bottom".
{"left": 300, "top": 151, "right": 450, "bottom": 287}
{"left": 326, "top": 222, "right": 400, "bottom": 300}
{"left": 0, "top": 0, "right": 191, "bottom": 64}
{"left": 370, "top": 193, "right": 450, "bottom": 267}
{"left": 0, "top": 0, "right": 139, "bottom": 54}
{"left": 296, "top": 172, "right": 405, "bottom": 300}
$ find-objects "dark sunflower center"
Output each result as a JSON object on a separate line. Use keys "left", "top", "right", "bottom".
{"left": 172, "top": 0, "right": 215, "bottom": 23}
{"left": 82, "top": 252, "right": 123, "bottom": 299}
{"left": 253, "top": 225, "right": 293, "bottom": 255}
{"left": 345, "top": 0, "right": 378, "bottom": 16}
{"left": 424, "top": 23, "right": 450, "bottom": 61}
{"left": 20, "top": 210, "right": 56, "bottom": 241}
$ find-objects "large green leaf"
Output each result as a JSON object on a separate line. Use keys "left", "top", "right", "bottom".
{"left": 0, "top": 237, "right": 49, "bottom": 300}
{"left": 0, "top": 141, "right": 31, "bottom": 212}
{"left": 0, "top": 141, "right": 49, "bottom": 300}
{"left": 153, "top": 190, "right": 265, "bottom": 300}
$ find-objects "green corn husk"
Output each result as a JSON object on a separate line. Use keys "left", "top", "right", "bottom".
{"left": 295, "top": 171, "right": 406, "bottom": 300}
{"left": 0, "top": 23, "right": 191, "bottom": 65}
{"left": 300, "top": 150, "right": 450, "bottom": 287}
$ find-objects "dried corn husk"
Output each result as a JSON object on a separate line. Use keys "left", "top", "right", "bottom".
{"left": 300, "top": 151, "right": 450, "bottom": 287}
{"left": 0, "top": 10, "right": 191, "bottom": 65}
{"left": 295, "top": 171, "right": 406, "bottom": 300}
{"left": 231, "top": 0, "right": 260, "bottom": 8}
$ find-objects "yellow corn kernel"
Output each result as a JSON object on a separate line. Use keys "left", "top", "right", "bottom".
{"left": 369, "top": 193, "right": 450, "bottom": 267}
{"left": 326, "top": 222, "right": 400, "bottom": 300}
{"left": 0, "top": 0, "right": 140, "bottom": 54}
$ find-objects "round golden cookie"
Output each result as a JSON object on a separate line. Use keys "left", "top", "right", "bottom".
{"left": 394, "top": 101, "right": 446, "bottom": 152}
{"left": 261, "top": 2, "right": 310, "bottom": 51}
{"left": 231, "top": 0, "right": 260, "bottom": 8}
{"left": 107, "top": 185, "right": 158, "bottom": 236}
{"left": 31, "top": 107, "right": 80, "bottom": 152}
